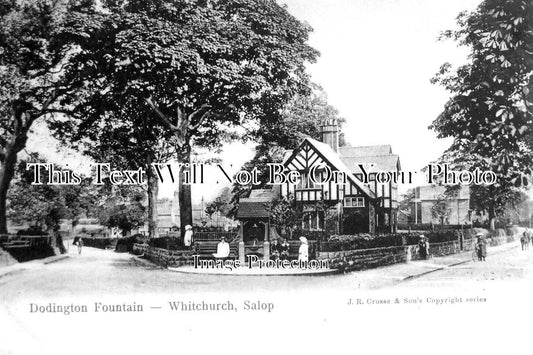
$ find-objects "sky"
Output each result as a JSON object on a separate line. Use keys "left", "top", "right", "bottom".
{"left": 28, "top": 0, "right": 486, "bottom": 203}
{"left": 281, "top": 0, "right": 482, "bottom": 170}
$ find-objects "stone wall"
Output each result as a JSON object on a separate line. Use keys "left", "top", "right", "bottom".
{"left": 81, "top": 237, "right": 117, "bottom": 249}
{"left": 318, "top": 245, "right": 408, "bottom": 272}
{"left": 132, "top": 228, "right": 524, "bottom": 272}
{"left": 317, "top": 228, "right": 523, "bottom": 273}
{"left": 133, "top": 243, "right": 194, "bottom": 267}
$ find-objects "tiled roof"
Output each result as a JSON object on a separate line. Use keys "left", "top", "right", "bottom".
{"left": 304, "top": 138, "right": 375, "bottom": 198}
{"left": 248, "top": 188, "right": 278, "bottom": 201}
{"left": 341, "top": 154, "right": 401, "bottom": 174}
{"left": 237, "top": 188, "right": 279, "bottom": 219}
{"left": 338, "top": 145, "right": 392, "bottom": 157}
{"left": 237, "top": 201, "right": 272, "bottom": 218}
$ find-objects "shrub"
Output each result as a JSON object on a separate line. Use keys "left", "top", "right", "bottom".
{"left": 148, "top": 236, "right": 181, "bottom": 250}
{"left": 17, "top": 226, "right": 47, "bottom": 236}
{"left": 115, "top": 234, "right": 146, "bottom": 253}
{"left": 80, "top": 237, "right": 117, "bottom": 249}
{"left": 325, "top": 234, "right": 404, "bottom": 251}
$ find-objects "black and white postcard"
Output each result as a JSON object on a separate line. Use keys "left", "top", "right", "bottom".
{"left": 1, "top": 0, "right": 532, "bottom": 354}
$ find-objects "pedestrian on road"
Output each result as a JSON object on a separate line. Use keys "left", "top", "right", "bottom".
{"left": 77, "top": 237, "right": 83, "bottom": 255}
{"left": 520, "top": 231, "right": 529, "bottom": 251}
{"left": 475, "top": 233, "right": 487, "bottom": 261}
{"left": 416, "top": 235, "right": 429, "bottom": 260}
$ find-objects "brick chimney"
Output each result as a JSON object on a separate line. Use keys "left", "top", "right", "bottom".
{"left": 320, "top": 118, "right": 339, "bottom": 153}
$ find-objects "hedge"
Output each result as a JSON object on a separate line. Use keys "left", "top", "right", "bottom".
{"left": 323, "top": 227, "right": 518, "bottom": 252}
{"left": 115, "top": 234, "right": 146, "bottom": 253}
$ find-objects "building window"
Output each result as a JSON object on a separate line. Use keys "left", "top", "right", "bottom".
{"left": 302, "top": 211, "right": 324, "bottom": 231}
{"left": 296, "top": 172, "right": 317, "bottom": 189}
{"left": 343, "top": 196, "right": 365, "bottom": 207}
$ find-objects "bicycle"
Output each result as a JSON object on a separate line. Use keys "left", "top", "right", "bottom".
{"left": 471, "top": 247, "right": 479, "bottom": 262}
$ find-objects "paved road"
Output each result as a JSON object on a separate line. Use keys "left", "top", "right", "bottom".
{"left": 403, "top": 243, "right": 533, "bottom": 288}
{"left": 1, "top": 243, "right": 531, "bottom": 298}
{"left": 1, "top": 244, "right": 532, "bottom": 355}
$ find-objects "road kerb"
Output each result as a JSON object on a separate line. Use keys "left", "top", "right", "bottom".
{"left": 402, "top": 242, "right": 520, "bottom": 281}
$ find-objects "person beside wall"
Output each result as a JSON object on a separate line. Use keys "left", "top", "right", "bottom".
{"left": 298, "top": 236, "right": 309, "bottom": 262}
{"left": 183, "top": 225, "right": 194, "bottom": 249}
{"left": 475, "top": 233, "right": 488, "bottom": 261}
{"left": 416, "top": 235, "right": 429, "bottom": 260}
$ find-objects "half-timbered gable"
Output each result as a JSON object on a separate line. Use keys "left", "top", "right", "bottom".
{"left": 278, "top": 118, "right": 401, "bottom": 235}
{"left": 281, "top": 136, "right": 378, "bottom": 234}
{"left": 282, "top": 137, "right": 374, "bottom": 204}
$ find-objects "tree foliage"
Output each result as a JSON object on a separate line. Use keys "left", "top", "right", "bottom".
{"left": 51, "top": 0, "right": 318, "bottom": 234}
{"left": 205, "top": 186, "right": 232, "bottom": 218}
{"left": 98, "top": 187, "right": 146, "bottom": 236}
{"left": 7, "top": 155, "right": 100, "bottom": 231}
{"left": 430, "top": 194, "right": 452, "bottom": 225}
{"left": 431, "top": 0, "right": 533, "bottom": 228}
{"left": 0, "top": 0, "right": 91, "bottom": 233}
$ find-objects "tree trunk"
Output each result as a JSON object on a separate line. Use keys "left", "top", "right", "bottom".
{"left": 146, "top": 156, "right": 159, "bottom": 239}
{"left": 178, "top": 142, "right": 193, "bottom": 238}
{"left": 488, "top": 205, "right": 496, "bottom": 230}
{"left": 0, "top": 144, "right": 19, "bottom": 234}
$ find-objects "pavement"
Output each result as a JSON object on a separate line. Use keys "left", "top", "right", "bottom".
{"left": 0, "top": 239, "right": 528, "bottom": 355}
{"left": 0, "top": 253, "right": 70, "bottom": 279}
{"left": 348, "top": 240, "right": 521, "bottom": 289}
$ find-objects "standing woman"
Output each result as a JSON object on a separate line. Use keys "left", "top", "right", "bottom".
{"left": 298, "top": 236, "right": 309, "bottom": 262}
{"left": 184, "top": 225, "right": 194, "bottom": 249}
{"left": 417, "top": 235, "right": 429, "bottom": 260}
{"left": 77, "top": 237, "right": 84, "bottom": 254}
{"left": 476, "top": 233, "right": 487, "bottom": 261}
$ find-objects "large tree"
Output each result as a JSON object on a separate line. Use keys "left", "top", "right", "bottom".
{"left": 431, "top": 0, "right": 533, "bottom": 229}
{"left": 0, "top": 0, "right": 91, "bottom": 233}
{"left": 54, "top": 0, "right": 318, "bottom": 236}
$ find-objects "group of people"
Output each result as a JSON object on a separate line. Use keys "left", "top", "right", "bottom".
{"left": 183, "top": 224, "right": 311, "bottom": 262}
{"left": 211, "top": 236, "right": 310, "bottom": 262}
{"left": 269, "top": 238, "right": 291, "bottom": 261}
{"left": 416, "top": 232, "right": 488, "bottom": 261}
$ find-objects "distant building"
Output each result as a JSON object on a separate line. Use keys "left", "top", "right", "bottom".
{"left": 410, "top": 185, "right": 471, "bottom": 225}
{"left": 137, "top": 191, "right": 237, "bottom": 235}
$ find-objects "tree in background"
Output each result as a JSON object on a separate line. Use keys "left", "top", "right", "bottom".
{"left": 98, "top": 187, "right": 146, "bottom": 236}
{"left": 431, "top": 194, "right": 452, "bottom": 225}
{"left": 7, "top": 154, "right": 100, "bottom": 252}
{"left": 205, "top": 186, "right": 232, "bottom": 221}
{"left": 54, "top": 0, "right": 318, "bottom": 237}
{"left": 267, "top": 196, "right": 299, "bottom": 239}
{"left": 431, "top": 0, "right": 533, "bottom": 229}
{"left": 0, "top": 0, "right": 93, "bottom": 233}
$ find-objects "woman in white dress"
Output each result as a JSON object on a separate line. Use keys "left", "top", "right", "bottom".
{"left": 298, "top": 236, "right": 308, "bottom": 262}
{"left": 183, "top": 225, "right": 193, "bottom": 248}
